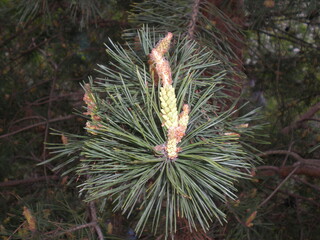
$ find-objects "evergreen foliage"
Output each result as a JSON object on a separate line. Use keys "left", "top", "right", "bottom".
{"left": 44, "top": 26, "right": 261, "bottom": 238}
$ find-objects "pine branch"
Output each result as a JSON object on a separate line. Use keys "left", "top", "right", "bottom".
{"left": 258, "top": 150, "right": 320, "bottom": 166}
{"left": 258, "top": 164, "right": 320, "bottom": 178}
{"left": 257, "top": 150, "right": 320, "bottom": 177}
{"left": 43, "top": 26, "right": 261, "bottom": 238}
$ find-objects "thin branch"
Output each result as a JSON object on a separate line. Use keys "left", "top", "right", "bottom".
{"left": 28, "top": 92, "right": 83, "bottom": 107}
{"left": 257, "top": 149, "right": 320, "bottom": 177}
{"left": 257, "top": 164, "right": 320, "bottom": 178}
{"left": 0, "top": 175, "right": 59, "bottom": 188}
{"left": 292, "top": 176, "right": 320, "bottom": 192}
{"left": 256, "top": 165, "right": 279, "bottom": 173}
{"left": 281, "top": 141, "right": 295, "bottom": 167}
{"left": 8, "top": 115, "right": 47, "bottom": 133}
{"left": 282, "top": 101, "right": 320, "bottom": 134}
{"left": 295, "top": 195, "right": 304, "bottom": 240}
{"left": 265, "top": 186, "right": 320, "bottom": 208}
{"left": 258, "top": 150, "right": 320, "bottom": 166}
{"left": 43, "top": 203, "right": 105, "bottom": 239}
{"left": 9, "top": 116, "right": 47, "bottom": 126}
{"left": 258, "top": 164, "right": 300, "bottom": 208}
{"left": 8, "top": 222, "right": 25, "bottom": 240}
{"left": 48, "top": 222, "right": 97, "bottom": 238}
{"left": 89, "top": 201, "right": 104, "bottom": 240}
{"left": 0, "top": 115, "right": 74, "bottom": 139}
{"left": 300, "top": 118, "right": 320, "bottom": 123}
{"left": 11, "top": 79, "right": 52, "bottom": 98}
{"left": 64, "top": 222, "right": 96, "bottom": 235}
{"left": 9, "top": 35, "right": 57, "bottom": 63}
{"left": 257, "top": 29, "right": 319, "bottom": 50}
{"left": 38, "top": 49, "right": 59, "bottom": 162}
{"left": 258, "top": 150, "right": 304, "bottom": 161}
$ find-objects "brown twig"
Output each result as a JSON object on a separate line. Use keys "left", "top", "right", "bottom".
{"left": 47, "top": 222, "right": 97, "bottom": 238}
{"left": 38, "top": 49, "right": 59, "bottom": 163}
{"left": 7, "top": 222, "right": 25, "bottom": 240}
{"left": 28, "top": 92, "right": 83, "bottom": 107}
{"left": 292, "top": 176, "right": 320, "bottom": 192}
{"left": 7, "top": 115, "right": 47, "bottom": 133}
{"left": 9, "top": 116, "right": 47, "bottom": 126}
{"left": 0, "top": 115, "right": 74, "bottom": 139}
{"left": 0, "top": 175, "right": 59, "bottom": 188}
{"left": 257, "top": 164, "right": 300, "bottom": 208}
{"left": 43, "top": 203, "right": 105, "bottom": 239}
{"left": 10, "top": 35, "right": 58, "bottom": 63}
{"left": 257, "top": 150, "right": 320, "bottom": 178}
{"left": 61, "top": 222, "right": 97, "bottom": 235}
{"left": 89, "top": 201, "right": 104, "bottom": 240}
{"left": 258, "top": 150, "right": 320, "bottom": 167}
{"left": 281, "top": 101, "right": 320, "bottom": 134}
{"left": 281, "top": 140, "right": 295, "bottom": 167}
{"left": 258, "top": 164, "right": 320, "bottom": 178}
{"left": 265, "top": 186, "right": 320, "bottom": 208}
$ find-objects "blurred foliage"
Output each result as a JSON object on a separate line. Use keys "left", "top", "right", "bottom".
{"left": 0, "top": 0, "right": 319, "bottom": 239}
{"left": 0, "top": 0, "right": 131, "bottom": 178}
{"left": 240, "top": 0, "right": 320, "bottom": 239}
{"left": 0, "top": 0, "right": 134, "bottom": 239}
{"left": 245, "top": 0, "right": 320, "bottom": 151}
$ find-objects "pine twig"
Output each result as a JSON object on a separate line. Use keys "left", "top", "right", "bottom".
{"left": 281, "top": 101, "right": 320, "bottom": 134}
{"left": 45, "top": 203, "right": 104, "bottom": 239}
{"left": 258, "top": 150, "right": 320, "bottom": 166}
{"left": 257, "top": 164, "right": 300, "bottom": 208}
{"left": 47, "top": 222, "right": 97, "bottom": 238}
{"left": 257, "top": 150, "right": 320, "bottom": 178}
{"left": 257, "top": 164, "right": 320, "bottom": 178}
{"left": 62, "top": 222, "right": 97, "bottom": 234}
{"left": 0, "top": 115, "right": 74, "bottom": 139}
{"left": 0, "top": 175, "right": 59, "bottom": 188}
{"left": 89, "top": 201, "right": 104, "bottom": 240}
{"left": 7, "top": 222, "right": 25, "bottom": 240}
{"left": 292, "top": 176, "right": 320, "bottom": 192}
{"left": 38, "top": 49, "right": 59, "bottom": 163}
{"left": 265, "top": 186, "right": 320, "bottom": 208}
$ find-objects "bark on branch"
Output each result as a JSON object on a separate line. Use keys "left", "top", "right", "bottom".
{"left": 0, "top": 175, "right": 60, "bottom": 188}
{"left": 282, "top": 101, "right": 320, "bottom": 134}
{"left": 257, "top": 150, "right": 320, "bottom": 178}
{"left": 89, "top": 201, "right": 104, "bottom": 240}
